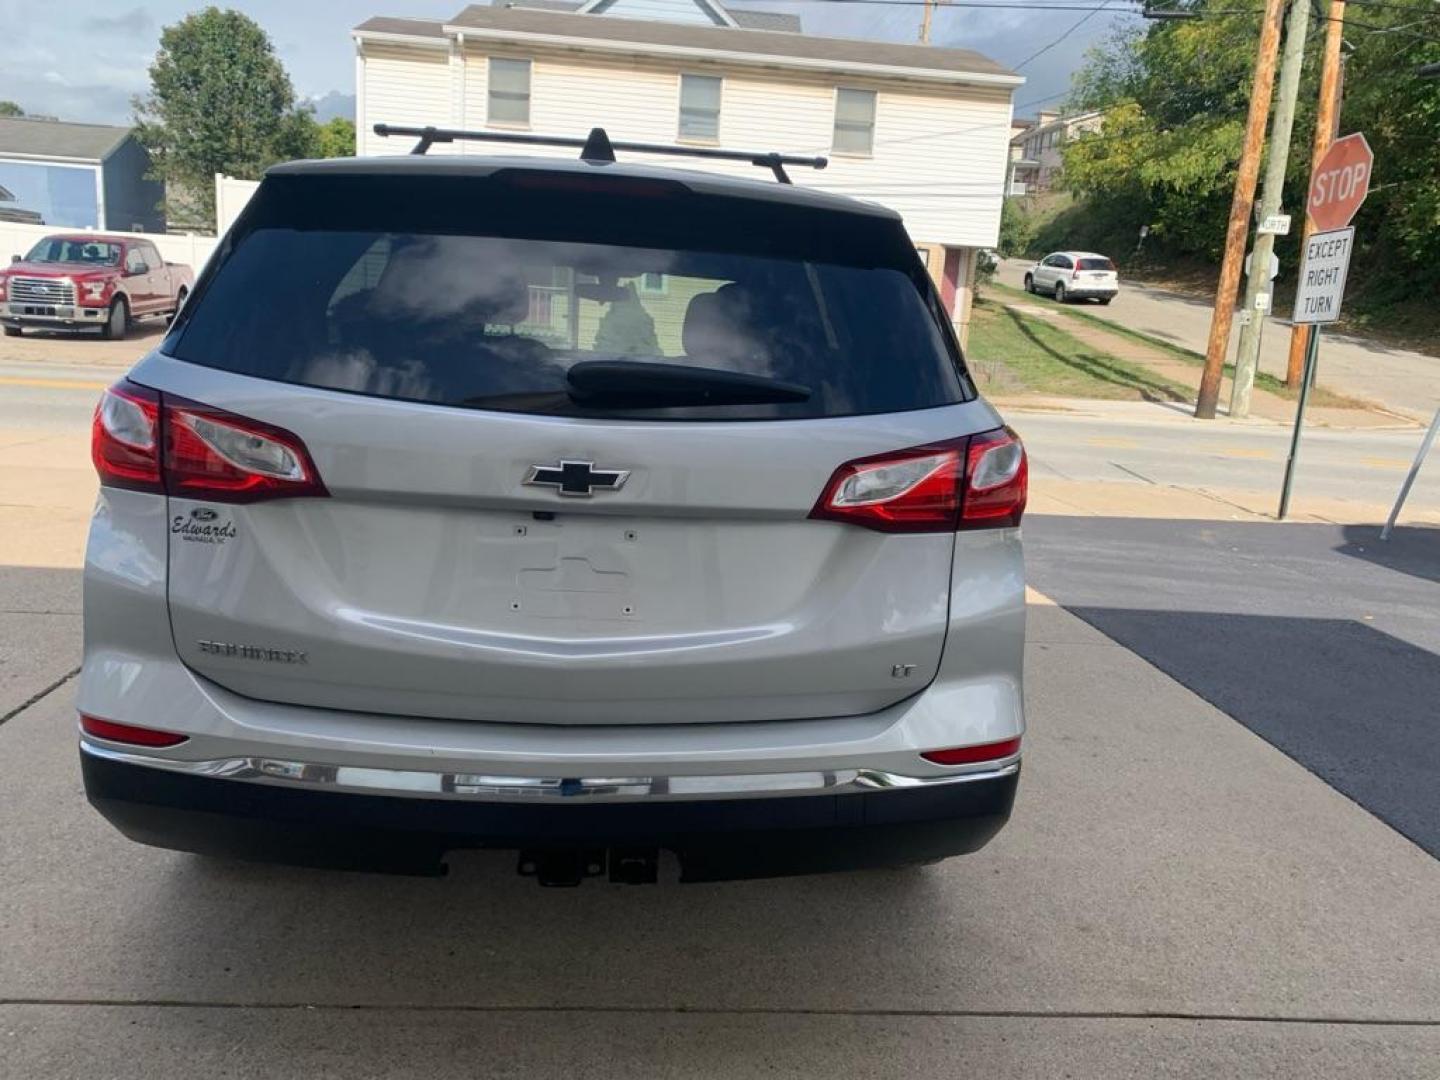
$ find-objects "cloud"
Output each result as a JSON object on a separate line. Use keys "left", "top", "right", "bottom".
{"left": 93, "top": 7, "right": 154, "bottom": 36}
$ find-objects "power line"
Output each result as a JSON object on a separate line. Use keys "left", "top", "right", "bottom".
{"left": 1015, "top": 0, "right": 1118, "bottom": 69}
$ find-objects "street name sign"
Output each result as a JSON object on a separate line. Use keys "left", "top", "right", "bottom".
{"left": 1293, "top": 227, "right": 1354, "bottom": 325}
{"left": 1307, "top": 133, "right": 1372, "bottom": 231}
{"left": 1258, "top": 213, "right": 1292, "bottom": 236}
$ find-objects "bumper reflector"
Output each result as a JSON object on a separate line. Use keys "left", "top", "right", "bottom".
{"left": 922, "top": 737, "right": 1021, "bottom": 766}
{"left": 80, "top": 714, "right": 188, "bottom": 748}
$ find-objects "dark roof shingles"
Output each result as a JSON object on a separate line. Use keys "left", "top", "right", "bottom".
{"left": 0, "top": 117, "right": 134, "bottom": 161}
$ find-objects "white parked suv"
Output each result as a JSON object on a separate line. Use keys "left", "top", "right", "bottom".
{"left": 79, "top": 131, "right": 1027, "bottom": 884}
{"left": 1024, "top": 251, "right": 1119, "bottom": 304}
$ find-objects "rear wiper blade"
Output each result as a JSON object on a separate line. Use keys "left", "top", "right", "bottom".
{"left": 566, "top": 360, "right": 811, "bottom": 407}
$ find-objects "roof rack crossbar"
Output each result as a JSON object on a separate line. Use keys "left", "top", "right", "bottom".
{"left": 372, "top": 123, "right": 827, "bottom": 184}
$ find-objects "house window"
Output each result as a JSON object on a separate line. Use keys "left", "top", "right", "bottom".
{"left": 678, "top": 74, "right": 721, "bottom": 142}
{"left": 638, "top": 272, "right": 667, "bottom": 295}
{"left": 489, "top": 58, "right": 531, "bottom": 126}
{"left": 833, "top": 88, "right": 876, "bottom": 156}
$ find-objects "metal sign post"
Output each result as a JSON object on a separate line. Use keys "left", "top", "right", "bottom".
{"left": 1380, "top": 408, "right": 1440, "bottom": 540}
{"left": 1278, "top": 225, "right": 1356, "bottom": 519}
{"left": 1278, "top": 326, "right": 1321, "bottom": 520}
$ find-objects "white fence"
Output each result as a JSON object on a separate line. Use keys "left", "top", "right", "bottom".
{"left": 1, "top": 221, "right": 218, "bottom": 275}
{"left": 0, "top": 173, "right": 267, "bottom": 276}
{"left": 215, "top": 174, "right": 260, "bottom": 236}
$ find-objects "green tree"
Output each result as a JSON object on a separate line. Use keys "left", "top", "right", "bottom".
{"left": 1063, "top": 1, "right": 1440, "bottom": 301}
{"left": 315, "top": 117, "right": 356, "bottom": 158}
{"left": 0, "top": 101, "right": 24, "bottom": 117}
{"left": 133, "top": 7, "right": 312, "bottom": 228}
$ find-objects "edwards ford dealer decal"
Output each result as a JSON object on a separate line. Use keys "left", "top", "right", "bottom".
{"left": 172, "top": 507, "right": 237, "bottom": 544}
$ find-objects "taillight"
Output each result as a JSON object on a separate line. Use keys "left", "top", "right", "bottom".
{"left": 962, "top": 428, "right": 1027, "bottom": 529}
{"left": 80, "top": 714, "right": 188, "bottom": 748}
{"left": 921, "top": 737, "right": 1021, "bottom": 766}
{"left": 92, "top": 381, "right": 162, "bottom": 493}
{"left": 91, "top": 380, "right": 327, "bottom": 503}
{"left": 165, "top": 397, "right": 328, "bottom": 503}
{"left": 809, "top": 427, "right": 1026, "bottom": 533}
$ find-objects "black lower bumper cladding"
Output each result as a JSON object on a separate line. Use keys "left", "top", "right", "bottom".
{"left": 81, "top": 751, "right": 1018, "bottom": 883}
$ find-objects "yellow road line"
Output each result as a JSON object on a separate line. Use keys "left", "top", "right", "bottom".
{"left": 0, "top": 375, "right": 108, "bottom": 391}
{"left": 1084, "top": 436, "right": 1140, "bottom": 449}
{"left": 1217, "top": 447, "right": 1274, "bottom": 459}
{"left": 1361, "top": 457, "right": 1411, "bottom": 471}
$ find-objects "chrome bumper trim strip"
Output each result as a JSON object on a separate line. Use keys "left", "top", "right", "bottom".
{"left": 79, "top": 739, "right": 1019, "bottom": 803}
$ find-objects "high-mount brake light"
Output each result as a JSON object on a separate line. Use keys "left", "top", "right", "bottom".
{"left": 809, "top": 428, "right": 1027, "bottom": 533}
{"left": 80, "top": 714, "right": 188, "bottom": 748}
{"left": 497, "top": 170, "right": 685, "bottom": 198}
{"left": 90, "top": 380, "right": 328, "bottom": 504}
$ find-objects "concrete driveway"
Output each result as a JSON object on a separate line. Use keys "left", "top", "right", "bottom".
{"left": 2, "top": 339, "right": 1438, "bottom": 1077}
{"left": 997, "top": 259, "right": 1440, "bottom": 421}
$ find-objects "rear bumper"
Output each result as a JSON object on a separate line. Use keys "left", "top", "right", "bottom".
{"left": 81, "top": 743, "right": 1019, "bottom": 881}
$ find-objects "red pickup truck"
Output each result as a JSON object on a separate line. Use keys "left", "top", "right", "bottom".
{"left": 0, "top": 234, "right": 194, "bottom": 341}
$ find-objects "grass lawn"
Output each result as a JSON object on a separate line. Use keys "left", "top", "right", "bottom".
{"left": 985, "top": 281, "right": 1363, "bottom": 409}
{"left": 966, "top": 296, "right": 1193, "bottom": 403}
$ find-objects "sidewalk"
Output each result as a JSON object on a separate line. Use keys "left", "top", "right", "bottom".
{"left": 988, "top": 289, "right": 1409, "bottom": 430}
{"left": 998, "top": 259, "right": 1440, "bottom": 422}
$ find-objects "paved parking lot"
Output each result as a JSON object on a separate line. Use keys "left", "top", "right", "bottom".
{"left": 2, "top": 334, "right": 1438, "bottom": 1077}
{"left": 3, "top": 572, "right": 1438, "bottom": 1076}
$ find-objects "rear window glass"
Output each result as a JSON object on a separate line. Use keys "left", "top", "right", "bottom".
{"left": 1078, "top": 257, "right": 1115, "bottom": 271}
{"left": 170, "top": 173, "right": 970, "bottom": 421}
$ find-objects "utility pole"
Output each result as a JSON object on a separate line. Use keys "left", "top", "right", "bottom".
{"left": 920, "top": 0, "right": 948, "bottom": 43}
{"left": 1284, "top": 0, "right": 1347, "bottom": 387}
{"left": 1229, "top": 0, "right": 1312, "bottom": 418}
{"left": 1195, "top": 0, "right": 1287, "bottom": 419}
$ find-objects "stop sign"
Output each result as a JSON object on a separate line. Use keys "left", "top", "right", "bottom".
{"left": 1307, "top": 132, "right": 1373, "bottom": 231}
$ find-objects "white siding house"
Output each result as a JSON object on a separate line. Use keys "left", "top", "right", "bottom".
{"left": 353, "top": 0, "right": 1021, "bottom": 341}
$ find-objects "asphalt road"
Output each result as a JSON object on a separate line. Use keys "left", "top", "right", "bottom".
{"left": 5, "top": 351, "right": 1439, "bottom": 525}
{"left": 1008, "top": 398, "right": 1440, "bottom": 523}
{"left": 998, "top": 259, "right": 1440, "bottom": 421}
{"left": 1026, "top": 515, "right": 1440, "bottom": 858}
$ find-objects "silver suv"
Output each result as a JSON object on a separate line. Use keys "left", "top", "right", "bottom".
{"left": 79, "top": 140, "right": 1027, "bottom": 884}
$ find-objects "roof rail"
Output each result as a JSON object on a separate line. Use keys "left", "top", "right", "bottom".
{"left": 371, "top": 123, "right": 827, "bottom": 184}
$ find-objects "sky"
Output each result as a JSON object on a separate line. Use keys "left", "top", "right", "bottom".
{"left": 0, "top": 0, "right": 1137, "bottom": 129}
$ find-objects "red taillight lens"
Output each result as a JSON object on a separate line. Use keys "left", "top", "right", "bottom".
{"left": 961, "top": 427, "right": 1027, "bottom": 529}
{"left": 80, "top": 714, "right": 188, "bottom": 748}
{"left": 92, "top": 381, "right": 162, "bottom": 493}
{"left": 921, "top": 737, "right": 1021, "bottom": 766}
{"left": 164, "top": 397, "right": 328, "bottom": 503}
{"left": 809, "top": 439, "right": 964, "bottom": 533}
{"left": 809, "top": 428, "right": 1026, "bottom": 533}
{"left": 91, "top": 381, "right": 327, "bottom": 504}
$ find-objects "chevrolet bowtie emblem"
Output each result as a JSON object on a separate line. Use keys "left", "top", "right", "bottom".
{"left": 524, "top": 460, "right": 630, "bottom": 497}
